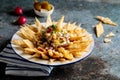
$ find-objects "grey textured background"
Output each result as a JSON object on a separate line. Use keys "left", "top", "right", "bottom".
{"left": 0, "top": 0, "right": 120, "bottom": 80}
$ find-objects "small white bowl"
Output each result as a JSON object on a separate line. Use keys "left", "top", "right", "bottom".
{"left": 34, "top": 5, "right": 54, "bottom": 17}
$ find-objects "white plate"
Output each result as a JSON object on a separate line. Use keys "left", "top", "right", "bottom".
{"left": 11, "top": 23, "right": 94, "bottom": 66}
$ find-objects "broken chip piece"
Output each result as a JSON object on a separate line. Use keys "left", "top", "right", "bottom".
{"left": 104, "top": 32, "right": 115, "bottom": 43}
{"left": 95, "top": 16, "right": 118, "bottom": 26}
{"left": 95, "top": 22, "right": 104, "bottom": 37}
{"left": 105, "top": 32, "right": 115, "bottom": 38}
{"left": 104, "top": 38, "right": 112, "bottom": 43}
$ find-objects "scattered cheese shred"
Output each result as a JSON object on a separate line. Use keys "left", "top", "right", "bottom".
{"left": 95, "top": 22, "right": 104, "bottom": 37}
{"left": 95, "top": 16, "right": 118, "bottom": 26}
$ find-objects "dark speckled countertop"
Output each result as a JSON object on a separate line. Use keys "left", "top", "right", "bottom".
{"left": 0, "top": 0, "right": 120, "bottom": 80}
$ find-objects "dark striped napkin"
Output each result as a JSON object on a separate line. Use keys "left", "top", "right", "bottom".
{"left": 0, "top": 43, "right": 53, "bottom": 76}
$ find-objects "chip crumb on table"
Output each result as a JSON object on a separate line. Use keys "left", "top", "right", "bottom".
{"left": 104, "top": 38, "right": 112, "bottom": 43}
{"left": 104, "top": 32, "right": 115, "bottom": 43}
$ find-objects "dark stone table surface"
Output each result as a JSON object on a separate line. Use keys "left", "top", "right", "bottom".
{"left": 0, "top": 0, "right": 120, "bottom": 80}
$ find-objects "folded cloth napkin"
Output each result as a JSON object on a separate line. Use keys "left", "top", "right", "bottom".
{"left": 0, "top": 43, "right": 53, "bottom": 76}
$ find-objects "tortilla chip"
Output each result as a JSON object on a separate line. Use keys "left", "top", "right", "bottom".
{"left": 95, "top": 22, "right": 104, "bottom": 37}
{"left": 95, "top": 16, "right": 118, "bottom": 26}
{"left": 56, "top": 16, "right": 64, "bottom": 31}
{"left": 46, "top": 14, "right": 52, "bottom": 27}
{"left": 35, "top": 17, "right": 42, "bottom": 33}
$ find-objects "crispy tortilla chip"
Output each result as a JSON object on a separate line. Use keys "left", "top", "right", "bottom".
{"left": 95, "top": 22, "right": 104, "bottom": 37}
{"left": 67, "top": 22, "right": 76, "bottom": 30}
{"left": 95, "top": 16, "right": 118, "bottom": 26}
{"left": 24, "top": 48, "right": 37, "bottom": 54}
{"left": 63, "top": 22, "right": 70, "bottom": 30}
{"left": 46, "top": 14, "right": 52, "bottom": 27}
{"left": 18, "top": 27, "right": 36, "bottom": 41}
{"left": 35, "top": 17, "right": 42, "bottom": 33}
{"left": 23, "top": 39, "right": 34, "bottom": 48}
{"left": 56, "top": 16, "right": 64, "bottom": 31}
{"left": 12, "top": 40, "right": 26, "bottom": 47}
